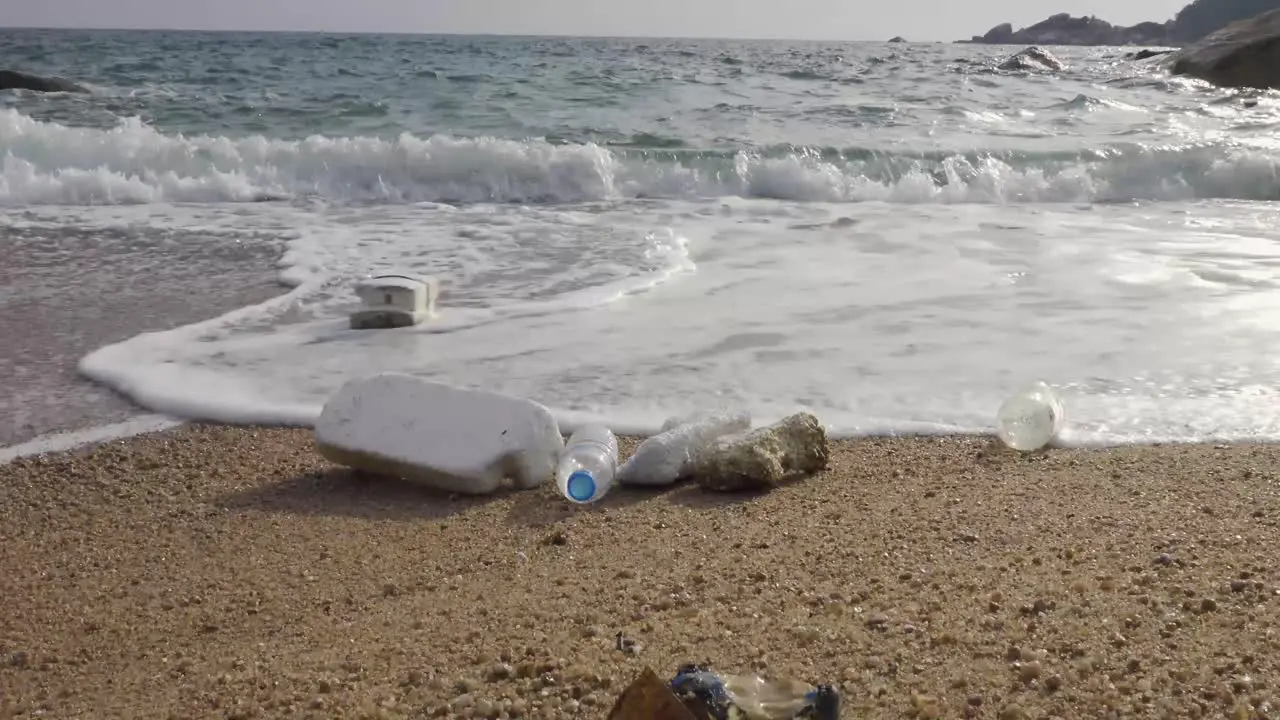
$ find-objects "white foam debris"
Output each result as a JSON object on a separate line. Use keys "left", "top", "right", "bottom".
{"left": 314, "top": 373, "right": 564, "bottom": 495}
{"left": 349, "top": 274, "right": 439, "bottom": 329}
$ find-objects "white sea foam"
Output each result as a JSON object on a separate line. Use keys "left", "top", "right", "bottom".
{"left": 4, "top": 110, "right": 1280, "bottom": 448}
{"left": 0, "top": 415, "right": 182, "bottom": 463}
{"left": 4, "top": 110, "right": 1280, "bottom": 207}
{"left": 56, "top": 196, "right": 1280, "bottom": 447}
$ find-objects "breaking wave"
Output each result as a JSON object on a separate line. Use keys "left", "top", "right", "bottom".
{"left": 3, "top": 108, "right": 1280, "bottom": 206}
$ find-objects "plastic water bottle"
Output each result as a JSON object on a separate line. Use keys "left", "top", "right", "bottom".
{"left": 556, "top": 425, "right": 619, "bottom": 504}
{"left": 996, "top": 381, "right": 1065, "bottom": 451}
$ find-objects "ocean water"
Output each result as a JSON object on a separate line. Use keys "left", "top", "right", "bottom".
{"left": 4, "top": 29, "right": 1280, "bottom": 446}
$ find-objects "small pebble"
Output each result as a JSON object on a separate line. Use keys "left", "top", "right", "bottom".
{"left": 486, "top": 663, "right": 514, "bottom": 682}
{"left": 999, "top": 704, "right": 1026, "bottom": 720}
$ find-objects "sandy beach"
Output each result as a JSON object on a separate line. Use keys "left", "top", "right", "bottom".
{"left": 3, "top": 425, "right": 1279, "bottom": 719}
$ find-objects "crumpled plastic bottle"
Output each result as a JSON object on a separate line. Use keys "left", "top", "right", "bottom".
{"left": 668, "top": 664, "right": 839, "bottom": 720}
{"left": 616, "top": 410, "right": 751, "bottom": 487}
{"left": 996, "top": 380, "right": 1065, "bottom": 451}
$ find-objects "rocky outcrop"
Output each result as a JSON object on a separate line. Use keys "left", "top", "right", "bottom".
{"left": 1127, "top": 48, "right": 1177, "bottom": 60}
{"left": 963, "top": 13, "right": 1174, "bottom": 45}
{"left": 0, "top": 70, "right": 87, "bottom": 93}
{"left": 888, "top": 36, "right": 907, "bottom": 43}
{"left": 1167, "top": 0, "right": 1280, "bottom": 44}
{"left": 997, "top": 46, "right": 1068, "bottom": 71}
{"left": 1169, "top": 8, "right": 1280, "bottom": 89}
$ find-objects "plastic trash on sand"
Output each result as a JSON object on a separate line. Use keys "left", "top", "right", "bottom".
{"left": 996, "top": 380, "right": 1065, "bottom": 452}
{"left": 606, "top": 668, "right": 697, "bottom": 720}
{"left": 556, "top": 424, "right": 619, "bottom": 503}
{"left": 313, "top": 373, "right": 563, "bottom": 495}
{"left": 616, "top": 410, "right": 751, "bottom": 487}
{"left": 607, "top": 664, "right": 839, "bottom": 720}
{"left": 670, "top": 664, "right": 839, "bottom": 720}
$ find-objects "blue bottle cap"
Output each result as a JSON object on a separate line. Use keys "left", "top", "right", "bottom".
{"left": 566, "top": 470, "right": 597, "bottom": 503}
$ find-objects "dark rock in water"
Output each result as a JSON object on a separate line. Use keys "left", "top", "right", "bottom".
{"left": 997, "top": 46, "right": 1068, "bottom": 72}
{"left": 888, "top": 36, "right": 907, "bottom": 43}
{"left": 0, "top": 70, "right": 87, "bottom": 93}
{"left": 1127, "top": 48, "right": 1176, "bottom": 60}
{"left": 1169, "top": 9, "right": 1280, "bottom": 90}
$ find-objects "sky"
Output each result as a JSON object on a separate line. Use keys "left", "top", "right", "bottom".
{"left": 0, "top": 0, "right": 1192, "bottom": 42}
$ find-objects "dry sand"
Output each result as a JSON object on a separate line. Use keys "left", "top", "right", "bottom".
{"left": 2, "top": 425, "right": 1280, "bottom": 719}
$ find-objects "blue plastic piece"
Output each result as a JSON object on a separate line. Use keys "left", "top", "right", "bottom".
{"left": 566, "top": 470, "right": 596, "bottom": 501}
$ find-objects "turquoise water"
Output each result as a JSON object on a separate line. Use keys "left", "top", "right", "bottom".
{"left": 4, "top": 29, "right": 1266, "bottom": 185}
{"left": 5, "top": 29, "right": 1280, "bottom": 445}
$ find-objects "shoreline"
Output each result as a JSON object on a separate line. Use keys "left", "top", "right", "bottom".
{"left": 0, "top": 220, "right": 287, "bottom": 448}
{"left": 3, "top": 423, "right": 1279, "bottom": 719}
{"left": 6, "top": 413, "right": 1279, "bottom": 465}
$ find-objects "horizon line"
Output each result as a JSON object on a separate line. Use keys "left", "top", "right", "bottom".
{"left": 0, "top": 24, "right": 960, "bottom": 43}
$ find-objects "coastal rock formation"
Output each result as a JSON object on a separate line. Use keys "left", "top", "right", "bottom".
{"left": 997, "top": 46, "right": 1068, "bottom": 72}
{"left": 1167, "top": 0, "right": 1280, "bottom": 43}
{"left": 0, "top": 70, "right": 87, "bottom": 93}
{"left": 888, "top": 36, "right": 907, "bottom": 43}
{"left": 965, "top": 14, "right": 1172, "bottom": 45}
{"left": 962, "top": 0, "right": 1280, "bottom": 47}
{"left": 1169, "top": 8, "right": 1280, "bottom": 89}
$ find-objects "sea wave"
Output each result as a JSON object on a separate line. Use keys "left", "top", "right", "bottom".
{"left": 2, "top": 109, "right": 1279, "bottom": 206}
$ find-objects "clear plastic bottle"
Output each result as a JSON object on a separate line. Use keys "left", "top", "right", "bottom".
{"left": 556, "top": 425, "right": 619, "bottom": 504}
{"left": 996, "top": 381, "right": 1065, "bottom": 451}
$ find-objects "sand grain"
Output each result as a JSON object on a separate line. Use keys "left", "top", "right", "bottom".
{"left": 2, "top": 426, "right": 1280, "bottom": 718}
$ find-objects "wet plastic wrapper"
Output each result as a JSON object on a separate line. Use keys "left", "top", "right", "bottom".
{"left": 668, "top": 664, "right": 839, "bottom": 720}
{"left": 616, "top": 410, "right": 752, "bottom": 487}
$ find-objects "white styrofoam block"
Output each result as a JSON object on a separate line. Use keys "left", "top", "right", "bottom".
{"left": 314, "top": 373, "right": 563, "bottom": 495}
{"left": 349, "top": 275, "right": 439, "bottom": 329}
{"left": 355, "top": 275, "right": 438, "bottom": 312}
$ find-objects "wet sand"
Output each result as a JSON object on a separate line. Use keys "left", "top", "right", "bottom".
{"left": 3, "top": 425, "right": 1279, "bottom": 719}
{"left": 0, "top": 222, "right": 285, "bottom": 446}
